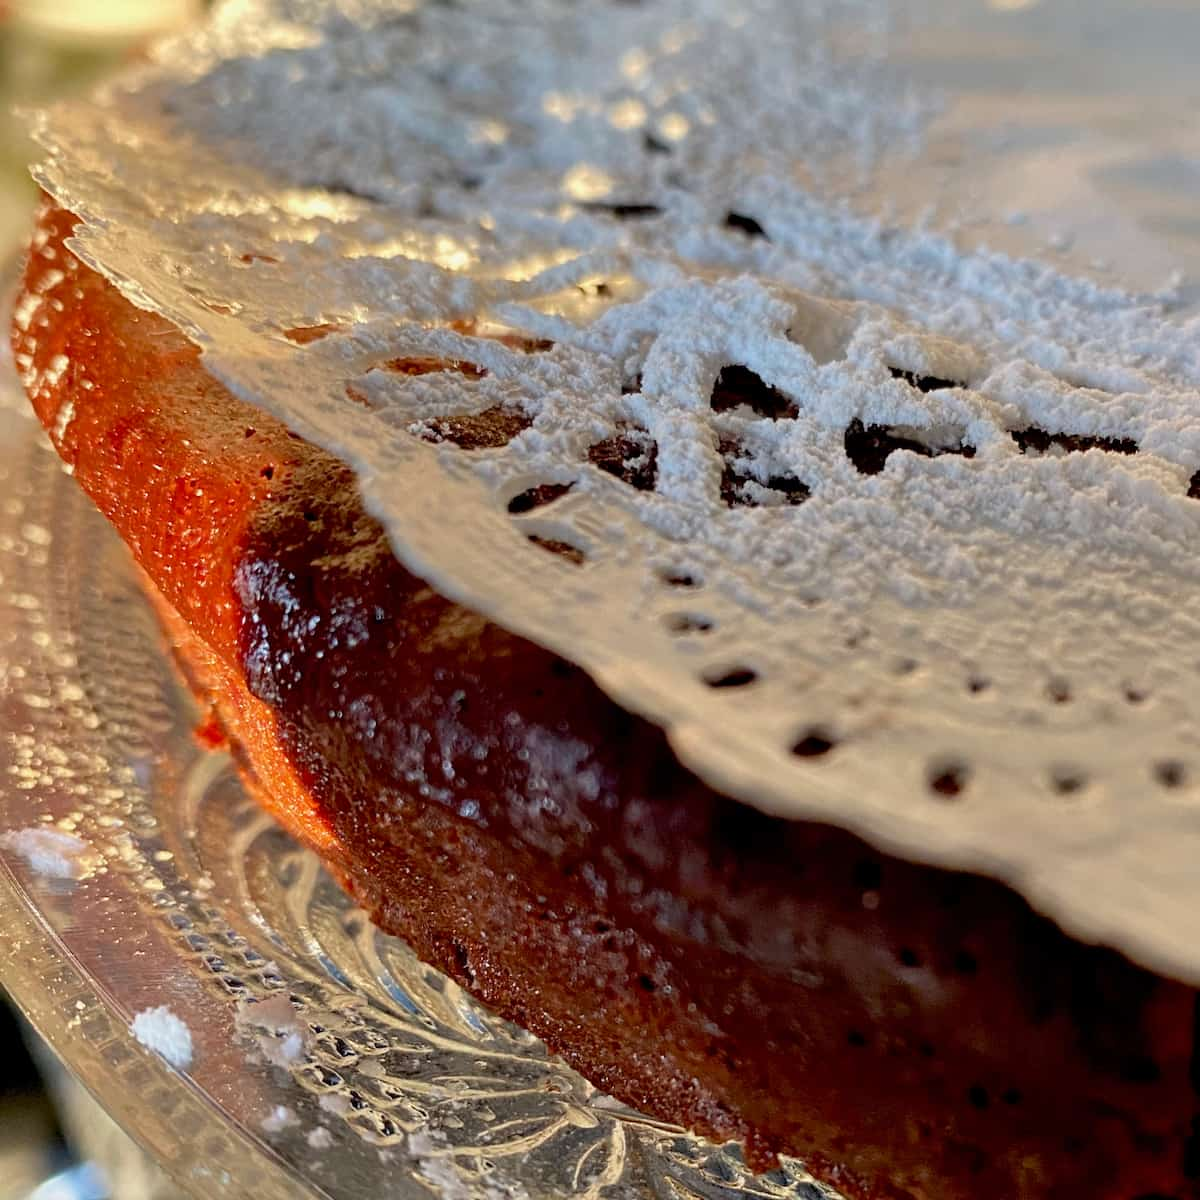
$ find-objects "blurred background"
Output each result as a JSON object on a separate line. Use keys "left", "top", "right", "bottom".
{"left": 1, "top": 8, "right": 204, "bottom": 1198}
{"left": 0, "top": 1, "right": 203, "bottom": 250}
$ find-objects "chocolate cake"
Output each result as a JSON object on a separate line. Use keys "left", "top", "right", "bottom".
{"left": 16, "top": 197, "right": 1200, "bottom": 1200}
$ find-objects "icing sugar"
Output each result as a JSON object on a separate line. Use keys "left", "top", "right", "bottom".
{"left": 235, "top": 992, "right": 308, "bottom": 1066}
{"left": 1, "top": 826, "right": 95, "bottom": 880}
{"left": 27, "top": 0, "right": 1200, "bottom": 980}
{"left": 261, "top": 1104, "right": 300, "bottom": 1133}
{"left": 131, "top": 1005, "right": 194, "bottom": 1070}
{"left": 306, "top": 1125, "right": 334, "bottom": 1150}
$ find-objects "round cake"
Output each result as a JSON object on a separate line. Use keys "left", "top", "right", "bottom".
{"left": 15, "top": 2, "right": 1200, "bottom": 1197}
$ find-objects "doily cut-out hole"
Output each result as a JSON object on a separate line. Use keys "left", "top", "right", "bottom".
{"left": 718, "top": 437, "right": 810, "bottom": 508}
{"left": 703, "top": 666, "right": 759, "bottom": 690}
{"left": 792, "top": 730, "right": 839, "bottom": 759}
{"left": 420, "top": 407, "right": 531, "bottom": 450}
{"left": 582, "top": 202, "right": 663, "bottom": 220}
{"left": 283, "top": 323, "right": 345, "bottom": 345}
{"left": 507, "top": 483, "right": 574, "bottom": 514}
{"left": 664, "top": 613, "right": 715, "bottom": 635}
{"left": 588, "top": 426, "right": 659, "bottom": 493}
{"left": 723, "top": 212, "right": 769, "bottom": 239}
{"left": 658, "top": 568, "right": 701, "bottom": 589}
{"left": 1011, "top": 428, "right": 1139, "bottom": 457}
{"left": 527, "top": 536, "right": 586, "bottom": 566}
{"left": 888, "top": 367, "right": 962, "bottom": 394}
{"left": 710, "top": 365, "right": 798, "bottom": 420}
{"left": 383, "top": 356, "right": 486, "bottom": 379}
{"left": 843, "top": 419, "right": 976, "bottom": 477}
{"left": 1050, "top": 770, "right": 1088, "bottom": 797}
{"left": 928, "top": 764, "right": 969, "bottom": 800}
{"left": 1154, "top": 761, "right": 1186, "bottom": 789}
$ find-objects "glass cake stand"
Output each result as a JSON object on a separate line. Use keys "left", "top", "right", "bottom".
{"left": 0, "top": 369, "right": 840, "bottom": 1200}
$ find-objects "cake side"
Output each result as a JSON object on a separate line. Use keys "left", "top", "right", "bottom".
{"left": 14, "top": 198, "right": 1200, "bottom": 1200}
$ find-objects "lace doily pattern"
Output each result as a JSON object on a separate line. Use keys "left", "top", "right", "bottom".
{"left": 26, "top": 0, "right": 1200, "bottom": 980}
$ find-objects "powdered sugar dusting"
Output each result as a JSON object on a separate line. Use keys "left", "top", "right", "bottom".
{"left": 409, "top": 1130, "right": 530, "bottom": 1200}
{"left": 131, "top": 1005, "right": 194, "bottom": 1070}
{"left": 234, "top": 992, "right": 308, "bottom": 1067}
{"left": 1, "top": 826, "right": 95, "bottom": 880}
{"left": 26, "top": 0, "right": 1200, "bottom": 979}
{"left": 306, "top": 1125, "right": 334, "bottom": 1151}
{"left": 261, "top": 1104, "right": 300, "bottom": 1133}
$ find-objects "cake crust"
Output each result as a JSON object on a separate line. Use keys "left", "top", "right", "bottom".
{"left": 16, "top": 199, "right": 1200, "bottom": 1200}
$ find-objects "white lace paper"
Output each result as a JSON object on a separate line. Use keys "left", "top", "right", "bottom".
{"left": 28, "top": 0, "right": 1200, "bottom": 981}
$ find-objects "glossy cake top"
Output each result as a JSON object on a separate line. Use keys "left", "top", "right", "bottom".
{"left": 27, "top": 0, "right": 1200, "bottom": 978}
